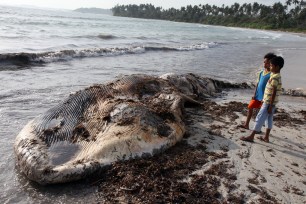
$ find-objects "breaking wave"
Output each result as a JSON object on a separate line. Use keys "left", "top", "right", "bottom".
{"left": 97, "top": 34, "right": 117, "bottom": 39}
{"left": 0, "top": 42, "right": 221, "bottom": 66}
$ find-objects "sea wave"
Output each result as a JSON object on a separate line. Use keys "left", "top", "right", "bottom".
{"left": 0, "top": 42, "right": 221, "bottom": 66}
{"left": 70, "top": 34, "right": 118, "bottom": 40}
{"left": 97, "top": 34, "right": 117, "bottom": 39}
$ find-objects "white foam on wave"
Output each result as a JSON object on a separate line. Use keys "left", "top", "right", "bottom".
{"left": 248, "top": 36, "right": 270, "bottom": 39}
{"left": 177, "top": 42, "right": 219, "bottom": 51}
{"left": 132, "top": 46, "right": 146, "bottom": 54}
{"left": 11, "top": 41, "right": 222, "bottom": 64}
{"left": 256, "top": 30, "right": 282, "bottom": 40}
{"left": 33, "top": 47, "right": 147, "bottom": 63}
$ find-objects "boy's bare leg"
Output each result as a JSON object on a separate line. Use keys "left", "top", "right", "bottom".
{"left": 241, "top": 108, "right": 253, "bottom": 129}
{"left": 259, "top": 129, "right": 270, "bottom": 143}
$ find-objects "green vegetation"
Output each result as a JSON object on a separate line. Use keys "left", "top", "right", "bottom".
{"left": 112, "top": 0, "right": 306, "bottom": 33}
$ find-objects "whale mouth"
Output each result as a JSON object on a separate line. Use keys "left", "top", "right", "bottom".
{"left": 48, "top": 142, "right": 81, "bottom": 166}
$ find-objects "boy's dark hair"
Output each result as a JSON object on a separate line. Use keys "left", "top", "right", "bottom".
{"left": 270, "top": 56, "right": 284, "bottom": 69}
{"left": 264, "top": 52, "right": 277, "bottom": 60}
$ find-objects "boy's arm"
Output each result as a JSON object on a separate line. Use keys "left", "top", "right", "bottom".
{"left": 253, "top": 71, "right": 261, "bottom": 99}
{"left": 252, "top": 83, "right": 258, "bottom": 99}
{"left": 268, "top": 86, "right": 277, "bottom": 114}
{"left": 252, "top": 71, "right": 263, "bottom": 100}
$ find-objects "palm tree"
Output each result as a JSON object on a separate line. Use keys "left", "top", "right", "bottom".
{"left": 252, "top": 2, "right": 260, "bottom": 17}
{"left": 293, "top": 0, "right": 300, "bottom": 6}
{"left": 286, "top": 0, "right": 292, "bottom": 6}
{"left": 231, "top": 3, "right": 240, "bottom": 16}
{"left": 272, "top": 2, "right": 287, "bottom": 28}
{"left": 111, "top": 2, "right": 305, "bottom": 32}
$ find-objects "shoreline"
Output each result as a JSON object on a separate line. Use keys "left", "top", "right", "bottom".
{"left": 222, "top": 24, "right": 306, "bottom": 36}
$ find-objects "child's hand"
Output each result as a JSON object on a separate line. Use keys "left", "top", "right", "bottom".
{"left": 268, "top": 105, "right": 273, "bottom": 114}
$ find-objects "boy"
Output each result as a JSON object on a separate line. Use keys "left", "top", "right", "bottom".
{"left": 240, "top": 56, "right": 284, "bottom": 143}
{"left": 239, "top": 53, "right": 276, "bottom": 130}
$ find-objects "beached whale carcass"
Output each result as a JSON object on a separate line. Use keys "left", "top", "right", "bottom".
{"left": 14, "top": 73, "right": 226, "bottom": 184}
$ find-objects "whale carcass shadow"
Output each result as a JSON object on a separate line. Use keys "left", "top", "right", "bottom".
{"left": 14, "top": 73, "right": 246, "bottom": 184}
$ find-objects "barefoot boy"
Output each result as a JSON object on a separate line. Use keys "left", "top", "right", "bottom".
{"left": 240, "top": 56, "right": 284, "bottom": 143}
{"left": 240, "top": 53, "right": 276, "bottom": 130}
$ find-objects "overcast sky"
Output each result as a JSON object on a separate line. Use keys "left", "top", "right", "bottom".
{"left": 0, "top": 0, "right": 288, "bottom": 10}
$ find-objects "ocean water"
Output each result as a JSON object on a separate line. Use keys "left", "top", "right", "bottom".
{"left": 0, "top": 5, "right": 306, "bottom": 203}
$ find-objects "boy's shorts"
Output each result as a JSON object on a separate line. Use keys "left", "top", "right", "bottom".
{"left": 248, "top": 99, "right": 262, "bottom": 109}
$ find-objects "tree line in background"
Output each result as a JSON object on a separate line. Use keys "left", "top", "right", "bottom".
{"left": 112, "top": 0, "right": 306, "bottom": 32}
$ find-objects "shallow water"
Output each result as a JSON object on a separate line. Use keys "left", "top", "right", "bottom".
{"left": 1, "top": 5, "right": 306, "bottom": 203}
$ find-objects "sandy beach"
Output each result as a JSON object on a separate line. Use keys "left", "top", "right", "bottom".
{"left": 195, "top": 89, "right": 306, "bottom": 203}
{"left": 92, "top": 88, "right": 306, "bottom": 203}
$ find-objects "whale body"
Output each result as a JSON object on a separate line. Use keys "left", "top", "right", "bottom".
{"left": 14, "top": 73, "right": 231, "bottom": 184}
